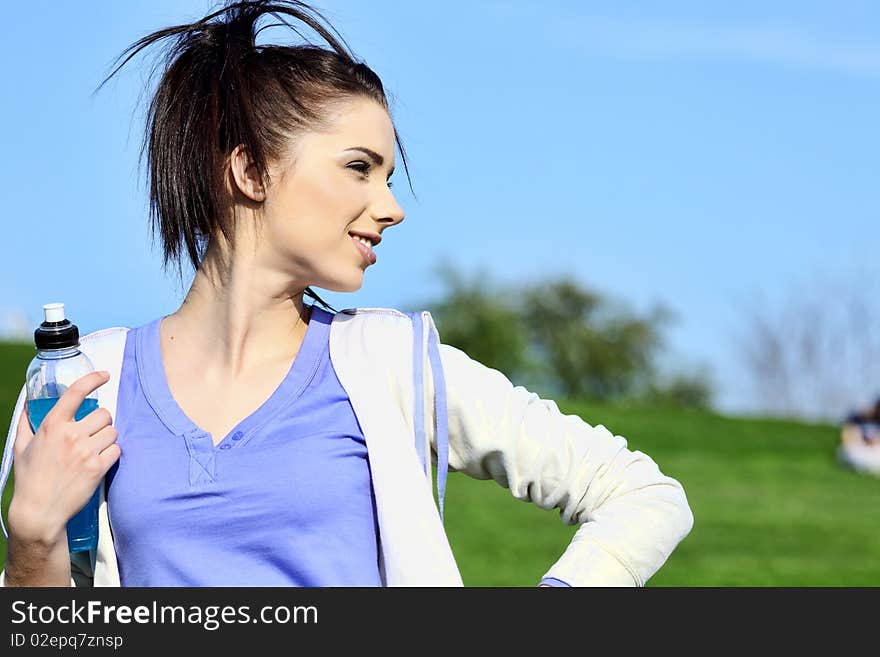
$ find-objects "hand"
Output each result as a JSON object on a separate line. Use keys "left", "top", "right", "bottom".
{"left": 8, "top": 371, "right": 121, "bottom": 546}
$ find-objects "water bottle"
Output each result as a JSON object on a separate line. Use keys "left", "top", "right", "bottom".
{"left": 24, "top": 302, "right": 101, "bottom": 553}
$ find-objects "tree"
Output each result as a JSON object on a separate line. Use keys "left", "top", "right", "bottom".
{"left": 414, "top": 260, "right": 543, "bottom": 388}
{"left": 417, "top": 261, "right": 713, "bottom": 407}
{"left": 734, "top": 268, "right": 880, "bottom": 420}
{"left": 515, "top": 275, "right": 671, "bottom": 400}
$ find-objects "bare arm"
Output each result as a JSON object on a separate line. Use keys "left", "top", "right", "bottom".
{"left": 2, "top": 504, "right": 72, "bottom": 586}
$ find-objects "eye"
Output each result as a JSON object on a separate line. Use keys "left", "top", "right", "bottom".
{"left": 349, "top": 161, "right": 394, "bottom": 189}
{"left": 348, "top": 161, "right": 371, "bottom": 175}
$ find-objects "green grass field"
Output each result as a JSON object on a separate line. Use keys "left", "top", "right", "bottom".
{"left": 2, "top": 340, "right": 878, "bottom": 586}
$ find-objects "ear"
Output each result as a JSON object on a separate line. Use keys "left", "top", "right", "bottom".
{"left": 228, "top": 144, "right": 266, "bottom": 202}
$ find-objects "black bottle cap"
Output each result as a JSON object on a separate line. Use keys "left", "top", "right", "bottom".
{"left": 34, "top": 303, "right": 80, "bottom": 350}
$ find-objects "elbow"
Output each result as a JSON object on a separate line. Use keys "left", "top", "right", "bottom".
{"left": 669, "top": 482, "right": 695, "bottom": 544}
{"left": 640, "top": 475, "right": 695, "bottom": 548}
{"left": 678, "top": 497, "right": 695, "bottom": 542}
{"left": 644, "top": 458, "right": 694, "bottom": 545}
{"left": 627, "top": 455, "right": 695, "bottom": 545}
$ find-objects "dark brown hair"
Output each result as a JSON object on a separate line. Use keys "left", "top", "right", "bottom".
{"left": 93, "top": 0, "right": 413, "bottom": 312}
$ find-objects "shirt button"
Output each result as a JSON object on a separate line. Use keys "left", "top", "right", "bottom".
{"left": 232, "top": 432, "right": 243, "bottom": 441}
{"left": 220, "top": 444, "right": 232, "bottom": 450}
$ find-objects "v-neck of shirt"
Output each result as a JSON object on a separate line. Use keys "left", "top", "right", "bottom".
{"left": 136, "top": 305, "right": 331, "bottom": 451}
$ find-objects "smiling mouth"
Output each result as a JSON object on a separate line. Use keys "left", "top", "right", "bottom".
{"left": 350, "top": 234, "right": 377, "bottom": 265}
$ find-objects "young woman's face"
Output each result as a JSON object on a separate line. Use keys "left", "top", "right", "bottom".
{"left": 258, "top": 97, "right": 405, "bottom": 293}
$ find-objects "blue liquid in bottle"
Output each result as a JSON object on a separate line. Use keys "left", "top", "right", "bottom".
{"left": 27, "top": 397, "right": 101, "bottom": 553}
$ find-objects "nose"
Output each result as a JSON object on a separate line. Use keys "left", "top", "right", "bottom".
{"left": 371, "top": 186, "right": 405, "bottom": 228}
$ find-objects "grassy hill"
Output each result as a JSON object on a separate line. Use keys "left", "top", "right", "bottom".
{"left": 445, "top": 400, "right": 880, "bottom": 586}
{"left": 1, "top": 340, "right": 878, "bottom": 586}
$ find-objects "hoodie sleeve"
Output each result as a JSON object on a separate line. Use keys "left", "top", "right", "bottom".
{"left": 431, "top": 340, "right": 695, "bottom": 587}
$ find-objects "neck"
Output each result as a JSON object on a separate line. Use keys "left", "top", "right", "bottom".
{"left": 162, "top": 242, "right": 312, "bottom": 379}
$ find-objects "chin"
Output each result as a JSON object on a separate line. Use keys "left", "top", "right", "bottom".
{"left": 337, "top": 280, "right": 364, "bottom": 293}
{"left": 314, "top": 272, "right": 365, "bottom": 294}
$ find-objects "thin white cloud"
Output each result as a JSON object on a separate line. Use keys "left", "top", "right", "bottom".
{"left": 558, "top": 18, "right": 880, "bottom": 77}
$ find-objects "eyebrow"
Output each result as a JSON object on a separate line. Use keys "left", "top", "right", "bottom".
{"left": 342, "top": 146, "right": 395, "bottom": 177}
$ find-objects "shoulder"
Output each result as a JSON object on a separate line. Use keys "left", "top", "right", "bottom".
{"left": 76, "top": 326, "right": 131, "bottom": 371}
{"left": 79, "top": 326, "right": 131, "bottom": 350}
{"left": 81, "top": 326, "right": 131, "bottom": 342}
{"left": 327, "top": 306, "right": 433, "bottom": 372}
{"left": 329, "top": 306, "right": 429, "bottom": 337}
{"left": 331, "top": 306, "right": 417, "bottom": 323}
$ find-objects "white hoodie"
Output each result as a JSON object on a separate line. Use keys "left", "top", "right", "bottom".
{"left": 1, "top": 307, "right": 694, "bottom": 586}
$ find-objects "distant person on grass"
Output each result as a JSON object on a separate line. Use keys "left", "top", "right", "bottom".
{"left": 0, "top": 0, "right": 693, "bottom": 587}
{"left": 838, "top": 397, "right": 880, "bottom": 476}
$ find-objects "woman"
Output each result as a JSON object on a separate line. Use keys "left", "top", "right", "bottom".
{"left": 1, "top": 0, "right": 693, "bottom": 587}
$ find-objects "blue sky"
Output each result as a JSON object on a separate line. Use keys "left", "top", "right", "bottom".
{"left": 1, "top": 1, "right": 878, "bottom": 415}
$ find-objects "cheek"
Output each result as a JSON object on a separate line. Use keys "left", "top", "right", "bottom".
{"left": 312, "top": 169, "right": 368, "bottom": 212}
{"left": 265, "top": 175, "right": 365, "bottom": 244}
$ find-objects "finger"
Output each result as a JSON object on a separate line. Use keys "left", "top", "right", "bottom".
{"left": 88, "top": 425, "right": 119, "bottom": 455}
{"left": 13, "top": 405, "right": 36, "bottom": 456}
{"left": 96, "top": 442, "right": 122, "bottom": 475}
{"left": 75, "top": 406, "right": 113, "bottom": 437}
{"left": 48, "top": 371, "right": 111, "bottom": 423}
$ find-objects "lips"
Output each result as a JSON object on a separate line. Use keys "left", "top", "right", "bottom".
{"left": 350, "top": 234, "right": 377, "bottom": 265}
